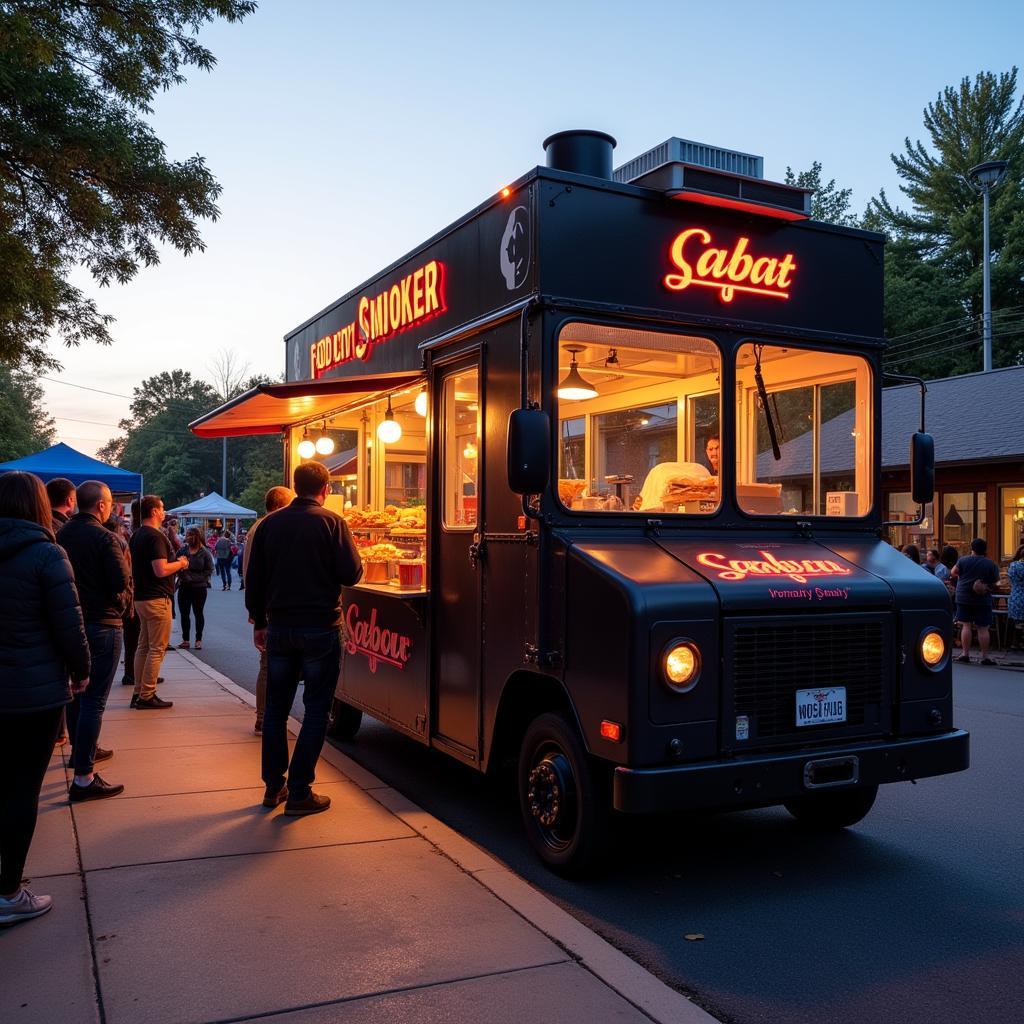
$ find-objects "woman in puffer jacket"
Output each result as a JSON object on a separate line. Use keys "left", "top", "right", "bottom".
{"left": 0, "top": 471, "right": 90, "bottom": 928}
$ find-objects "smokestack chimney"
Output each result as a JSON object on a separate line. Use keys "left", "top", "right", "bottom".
{"left": 543, "top": 130, "right": 616, "bottom": 179}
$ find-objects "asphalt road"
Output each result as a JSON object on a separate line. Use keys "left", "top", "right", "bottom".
{"left": 182, "top": 585, "right": 1024, "bottom": 1024}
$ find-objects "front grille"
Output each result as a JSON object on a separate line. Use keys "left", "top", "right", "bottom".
{"left": 730, "top": 619, "right": 886, "bottom": 742}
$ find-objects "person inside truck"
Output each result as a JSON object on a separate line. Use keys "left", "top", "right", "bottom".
{"left": 704, "top": 436, "right": 720, "bottom": 476}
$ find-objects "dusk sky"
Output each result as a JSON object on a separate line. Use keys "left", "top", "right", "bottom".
{"left": 42, "top": 0, "right": 1024, "bottom": 456}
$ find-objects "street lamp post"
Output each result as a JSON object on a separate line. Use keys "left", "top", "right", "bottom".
{"left": 968, "top": 159, "right": 1008, "bottom": 372}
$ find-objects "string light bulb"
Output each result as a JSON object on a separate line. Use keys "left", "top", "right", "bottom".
{"left": 463, "top": 440, "right": 477, "bottom": 459}
{"left": 315, "top": 422, "right": 335, "bottom": 455}
{"left": 297, "top": 429, "right": 315, "bottom": 460}
{"left": 377, "top": 396, "right": 402, "bottom": 443}
{"left": 415, "top": 388, "right": 428, "bottom": 417}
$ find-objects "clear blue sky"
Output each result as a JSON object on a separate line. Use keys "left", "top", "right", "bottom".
{"left": 44, "top": 0, "right": 1024, "bottom": 456}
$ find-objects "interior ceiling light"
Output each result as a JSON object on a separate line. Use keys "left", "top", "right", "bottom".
{"left": 557, "top": 344, "right": 599, "bottom": 401}
{"left": 463, "top": 440, "right": 478, "bottom": 459}
{"left": 297, "top": 428, "right": 316, "bottom": 460}
{"left": 315, "top": 422, "right": 335, "bottom": 455}
{"left": 377, "top": 395, "right": 402, "bottom": 444}
{"left": 414, "top": 388, "right": 428, "bottom": 417}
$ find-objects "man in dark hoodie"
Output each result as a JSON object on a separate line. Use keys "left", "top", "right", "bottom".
{"left": 57, "top": 481, "right": 132, "bottom": 801}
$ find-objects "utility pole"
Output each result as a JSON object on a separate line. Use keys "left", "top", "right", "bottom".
{"left": 968, "top": 160, "right": 1009, "bottom": 373}
{"left": 222, "top": 436, "right": 227, "bottom": 495}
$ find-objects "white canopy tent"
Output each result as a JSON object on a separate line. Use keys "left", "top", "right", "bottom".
{"left": 166, "top": 491, "right": 257, "bottom": 538}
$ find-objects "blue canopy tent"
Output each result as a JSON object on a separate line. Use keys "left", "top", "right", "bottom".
{"left": 0, "top": 442, "right": 142, "bottom": 496}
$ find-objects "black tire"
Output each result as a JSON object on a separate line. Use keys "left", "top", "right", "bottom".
{"left": 518, "top": 712, "right": 609, "bottom": 874}
{"left": 327, "top": 697, "right": 363, "bottom": 741}
{"left": 783, "top": 784, "right": 879, "bottom": 831}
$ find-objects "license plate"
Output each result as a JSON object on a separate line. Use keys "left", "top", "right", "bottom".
{"left": 795, "top": 687, "right": 847, "bottom": 727}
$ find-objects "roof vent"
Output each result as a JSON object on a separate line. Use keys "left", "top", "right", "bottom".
{"left": 543, "top": 130, "right": 616, "bottom": 179}
{"left": 614, "top": 137, "right": 811, "bottom": 220}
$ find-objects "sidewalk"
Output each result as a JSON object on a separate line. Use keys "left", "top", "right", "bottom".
{"left": 3, "top": 650, "right": 717, "bottom": 1024}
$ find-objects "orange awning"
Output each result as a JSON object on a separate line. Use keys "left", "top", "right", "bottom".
{"left": 189, "top": 372, "right": 423, "bottom": 438}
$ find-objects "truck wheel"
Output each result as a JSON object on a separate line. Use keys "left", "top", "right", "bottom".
{"left": 783, "top": 784, "right": 878, "bottom": 831}
{"left": 518, "top": 712, "right": 608, "bottom": 874}
{"left": 327, "top": 697, "right": 362, "bottom": 741}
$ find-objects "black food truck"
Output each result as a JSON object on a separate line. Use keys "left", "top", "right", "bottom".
{"left": 192, "top": 131, "right": 969, "bottom": 872}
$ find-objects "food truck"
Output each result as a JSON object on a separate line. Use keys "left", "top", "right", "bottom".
{"left": 192, "top": 131, "right": 969, "bottom": 872}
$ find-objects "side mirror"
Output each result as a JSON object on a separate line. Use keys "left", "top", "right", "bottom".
{"left": 911, "top": 432, "right": 934, "bottom": 505}
{"left": 507, "top": 408, "right": 550, "bottom": 495}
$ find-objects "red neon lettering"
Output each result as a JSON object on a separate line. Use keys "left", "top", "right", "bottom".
{"left": 664, "top": 229, "right": 795, "bottom": 303}
{"left": 345, "top": 602, "right": 413, "bottom": 673}
{"left": 695, "top": 551, "right": 851, "bottom": 584}
{"left": 311, "top": 261, "right": 447, "bottom": 378}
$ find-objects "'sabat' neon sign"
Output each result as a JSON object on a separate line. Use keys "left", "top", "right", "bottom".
{"left": 664, "top": 228, "right": 796, "bottom": 303}
{"left": 310, "top": 260, "right": 446, "bottom": 379}
{"left": 696, "top": 550, "right": 851, "bottom": 584}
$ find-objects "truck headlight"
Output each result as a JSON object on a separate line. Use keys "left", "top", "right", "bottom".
{"left": 663, "top": 640, "right": 701, "bottom": 692}
{"left": 919, "top": 629, "right": 946, "bottom": 670}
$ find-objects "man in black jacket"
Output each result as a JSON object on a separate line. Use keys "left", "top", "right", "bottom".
{"left": 245, "top": 462, "right": 362, "bottom": 816}
{"left": 57, "top": 481, "right": 132, "bottom": 801}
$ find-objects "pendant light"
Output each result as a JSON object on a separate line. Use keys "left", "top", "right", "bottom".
{"left": 297, "top": 428, "right": 316, "bottom": 460}
{"left": 377, "top": 395, "right": 402, "bottom": 443}
{"left": 557, "top": 344, "right": 598, "bottom": 401}
{"left": 414, "top": 387, "right": 428, "bottom": 417}
{"left": 315, "top": 421, "right": 335, "bottom": 455}
{"left": 463, "top": 440, "right": 478, "bottom": 460}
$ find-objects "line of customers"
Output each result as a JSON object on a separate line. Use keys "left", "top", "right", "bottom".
{"left": 0, "top": 474, "right": 189, "bottom": 928}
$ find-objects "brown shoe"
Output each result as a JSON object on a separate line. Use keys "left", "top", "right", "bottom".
{"left": 283, "top": 792, "right": 331, "bottom": 816}
{"left": 262, "top": 784, "right": 288, "bottom": 808}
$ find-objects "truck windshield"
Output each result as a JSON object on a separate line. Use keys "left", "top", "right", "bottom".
{"left": 735, "top": 342, "right": 873, "bottom": 517}
{"left": 555, "top": 323, "right": 722, "bottom": 514}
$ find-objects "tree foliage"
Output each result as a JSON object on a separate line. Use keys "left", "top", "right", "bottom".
{"left": 0, "top": 0, "right": 256, "bottom": 370}
{"left": 868, "top": 69, "right": 1024, "bottom": 378}
{"left": 0, "top": 363, "right": 54, "bottom": 460}
{"left": 785, "top": 162, "right": 859, "bottom": 227}
{"left": 96, "top": 366, "right": 280, "bottom": 509}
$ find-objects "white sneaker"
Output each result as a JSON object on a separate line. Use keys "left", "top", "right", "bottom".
{"left": 0, "top": 887, "right": 53, "bottom": 926}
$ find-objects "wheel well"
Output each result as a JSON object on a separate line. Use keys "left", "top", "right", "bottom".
{"left": 485, "top": 671, "right": 579, "bottom": 776}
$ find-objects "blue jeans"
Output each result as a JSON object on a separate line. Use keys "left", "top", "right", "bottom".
{"left": 216, "top": 557, "right": 232, "bottom": 586}
{"left": 262, "top": 626, "right": 341, "bottom": 801}
{"left": 68, "top": 624, "right": 123, "bottom": 774}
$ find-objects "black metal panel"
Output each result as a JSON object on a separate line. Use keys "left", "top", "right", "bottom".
{"left": 722, "top": 613, "right": 892, "bottom": 753}
{"left": 537, "top": 175, "right": 883, "bottom": 339}
{"left": 285, "top": 185, "right": 538, "bottom": 382}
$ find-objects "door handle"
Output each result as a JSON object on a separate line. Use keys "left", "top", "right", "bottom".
{"left": 468, "top": 534, "right": 484, "bottom": 568}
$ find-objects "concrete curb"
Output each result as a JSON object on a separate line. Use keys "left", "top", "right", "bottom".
{"left": 175, "top": 648, "right": 719, "bottom": 1024}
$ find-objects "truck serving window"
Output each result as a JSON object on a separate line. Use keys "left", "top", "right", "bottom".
{"left": 556, "top": 323, "right": 721, "bottom": 514}
{"left": 735, "top": 343, "right": 873, "bottom": 517}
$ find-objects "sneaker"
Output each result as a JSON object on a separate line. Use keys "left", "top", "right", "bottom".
{"left": 194, "top": 640, "right": 202, "bottom": 650}
{"left": 129, "top": 695, "right": 139, "bottom": 709}
{"left": 157, "top": 676, "right": 165, "bottom": 684}
{"left": 69, "top": 774, "right": 124, "bottom": 802}
{"left": 178, "top": 640, "right": 190, "bottom": 649}
{"left": 165, "top": 645, "right": 175, "bottom": 652}
{"left": 980, "top": 657, "right": 998, "bottom": 666}
{"left": 284, "top": 792, "right": 331, "bottom": 817}
{"left": 0, "top": 887, "right": 53, "bottom": 927}
{"left": 134, "top": 695, "right": 174, "bottom": 710}
{"left": 262, "top": 784, "right": 288, "bottom": 808}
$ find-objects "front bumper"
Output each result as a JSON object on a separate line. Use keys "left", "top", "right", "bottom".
{"left": 613, "top": 730, "right": 969, "bottom": 814}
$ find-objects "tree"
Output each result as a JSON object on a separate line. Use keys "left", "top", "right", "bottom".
{"left": 0, "top": 364, "right": 54, "bottom": 459}
{"left": 0, "top": 1, "right": 256, "bottom": 371}
{"left": 785, "top": 162, "right": 859, "bottom": 227}
{"left": 867, "top": 69, "right": 1024, "bottom": 376}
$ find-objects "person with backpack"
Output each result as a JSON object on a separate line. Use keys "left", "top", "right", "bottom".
{"left": 950, "top": 537, "right": 1001, "bottom": 665}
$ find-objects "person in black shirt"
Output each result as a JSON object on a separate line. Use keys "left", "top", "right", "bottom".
{"left": 128, "top": 495, "right": 187, "bottom": 709}
{"left": 950, "top": 537, "right": 1001, "bottom": 665}
{"left": 245, "top": 462, "right": 362, "bottom": 816}
{"left": 57, "top": 481, "right": 132, "bottom": 800}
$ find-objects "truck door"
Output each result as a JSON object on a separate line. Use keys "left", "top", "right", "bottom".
{"left": 432, "top": 358, "right": 482, "bottom": 756}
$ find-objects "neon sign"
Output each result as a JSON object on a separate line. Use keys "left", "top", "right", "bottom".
{"left": 696, "top": 550, "right": 852, "bottom": 584}
{"left": 345, "top": 603, "right": 413, "bottom": 672}
{"left": 310, "top": 260, "right": 446, "bottom": 379}
{"left": 664, "top": 228, "right": 796, "bottom": 303}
